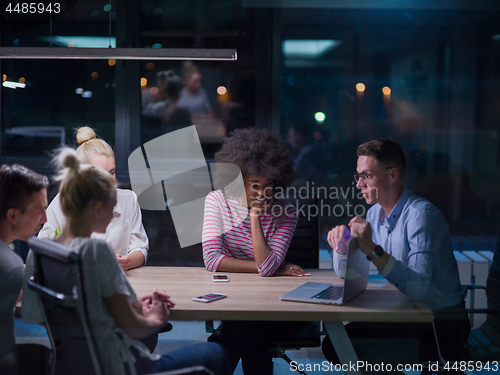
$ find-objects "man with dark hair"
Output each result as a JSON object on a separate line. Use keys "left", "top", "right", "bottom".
{"left": 0, "top": 164, "right": 48, "bottom": 373}
{"left": 323, "top": 139, "right": 469, "bottom": 374}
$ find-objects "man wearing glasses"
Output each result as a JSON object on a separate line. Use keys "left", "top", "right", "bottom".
{"left": 323, "top": 139, "right": 469, "bottom": 374}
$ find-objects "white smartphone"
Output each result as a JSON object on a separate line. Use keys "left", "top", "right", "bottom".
{"left": 212, "top": 274, "right": 229, "bottom": 282}
{"left": 192, "top": 293, "right": 227, "bottom": 303}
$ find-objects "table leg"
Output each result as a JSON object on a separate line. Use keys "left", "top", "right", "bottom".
{"left": 323, "top": 321, "right": 361, "bottom": 375}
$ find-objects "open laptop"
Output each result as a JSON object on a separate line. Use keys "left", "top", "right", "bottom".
{"left": 280, "top": 238, "right": 370, "bottom": 305}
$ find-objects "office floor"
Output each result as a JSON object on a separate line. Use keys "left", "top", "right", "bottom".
{"left": 15, "top": 319, "right": 494, "bottom": 375}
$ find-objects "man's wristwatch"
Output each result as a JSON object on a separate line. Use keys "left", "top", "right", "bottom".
{"left": 367, "top": 245, "right": 384, "bottom": 261}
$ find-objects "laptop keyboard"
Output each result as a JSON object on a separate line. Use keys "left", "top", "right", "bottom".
{"left": 312, "top": 285, "right": 343, "bottom": 300}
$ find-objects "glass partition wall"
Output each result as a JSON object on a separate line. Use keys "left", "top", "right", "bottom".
{"left": 1, "top": 1, "right": 499, "bottom": 264}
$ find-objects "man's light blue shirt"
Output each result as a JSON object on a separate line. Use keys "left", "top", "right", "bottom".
{"left": 334, "top": 188, "right": 467, "bottom": 311}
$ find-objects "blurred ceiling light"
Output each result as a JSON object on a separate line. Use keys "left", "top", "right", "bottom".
{"left": 382, "top": 86, "right": 391, "bottom": 95}
{"left": 315, "top": 112, "right": 325, "bottom": 123}
{"left": 0, "top": 47, "right": 237, "bottom": 61}
{"left": 75, "top": 87, "right": 84, "bottom": 94}
{"left": 141, "top": 78, "right": 147, "bottom": 87}
{"left": 2, "top": 81, "right": 26, "bottom": 89}
{"left": 37, "top": 36, "right": 117, "bottom": 48}
{"left": 81, "top": 91, "right": 93, "bottom": 98}
{"left": 356, "top": 83, "right": 366, "bottom": 92}
{"left": 282, "top": 39, "right": 341, "bottom": 58}
{"left": 217, "top": 86, "right": 227, "bottom": 95}
{"left": 18, "top": 77, "right": 25, "bottom": 83}
{"left": 108, "top": 59, "right": 116, "bottom": 66}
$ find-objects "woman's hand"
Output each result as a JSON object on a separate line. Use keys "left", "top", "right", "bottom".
{"left": 274, "top": 262, "right": 311, "bottom": 277}
{"left": 134, "top": 289, "right": 175, "bottom": 309}
{"left": 141, "top": 289, "right": 171, "bottom": 327}
{"left": 115, "top": 254, "right": 131, "bottom": 272}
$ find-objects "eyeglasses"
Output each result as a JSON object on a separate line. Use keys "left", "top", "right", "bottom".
{"left": 354, "top": 167, "right": 393, "bottom": 183}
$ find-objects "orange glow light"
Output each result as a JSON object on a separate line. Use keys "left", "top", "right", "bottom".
{"left": 217, "top": 86, "right": 227, "bottom": 95}
{"left": 149, "top": 87, "right": 158, "bottom": 96}
{"left": 382, "top": 86, "right": 391, "bottom": 95}
{"left": 18, "top": 77, "right": 26, "bottom": 84}
{"left": 91, "top": 72, "right": 99, "bottom": 80}
{"left": 356, "top": 83, "right": 365, "bottom": 92}
{"left": 108, "top": 59, "right": 116, "bottom": 66}
{"left": 3, "top": 74, "right": 7, "bottom": 82}
{"left": 146, "top": 63, "right": 155, "bottom": 71}
{"left": 140, "top": 78, "right": 147, "bottom": 87}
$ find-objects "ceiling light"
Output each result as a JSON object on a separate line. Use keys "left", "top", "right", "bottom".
{"left": 282, "top": 40, "right": 340, "bottom": 59}
{"left": 3, "top": 81, "right": 26, "bottom": 89}
{"left": 0, "top": 47, "right": 237, "bottom": 61}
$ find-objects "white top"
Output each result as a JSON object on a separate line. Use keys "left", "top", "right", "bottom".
{"left": 38, "top": 189, "right": 149, "bottom": 262}
{"left": 22, "top": 237, "right": 157, "bottom": 375}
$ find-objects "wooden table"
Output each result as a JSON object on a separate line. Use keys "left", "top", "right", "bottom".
{"left": 128, "top": 267, "right": 433, "bottom": 374}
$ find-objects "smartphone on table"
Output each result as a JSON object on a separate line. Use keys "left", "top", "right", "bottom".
{"left": 192, "top": 293, "right": 227, "bottom": 303}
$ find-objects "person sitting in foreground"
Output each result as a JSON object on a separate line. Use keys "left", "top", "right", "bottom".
{"left": 39, "top": 126, "right": 148, "bottom": 272}
{"left": 22, "top": 148, "right": 230, "bottom": 375}
{"left": 323, "top": 139, "right": 469, "bottom": 374}
{"left": 202, "top": 127, "right": 311, "bottom": 375}
{"left": 0, "top": 165, "right": 48, "bottom": 374}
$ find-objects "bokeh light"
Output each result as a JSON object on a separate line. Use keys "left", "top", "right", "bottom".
{"left": 146, "top": 62, "right": 155, "bottom": 71}
{"left": 356, "top": 83, "right": 366, "bottom": 92}
{"left": 2, "top": 74, "right": 7, "bottom": 82}
{"left": 75, "top": 88, "right": 84, "bottom": 94}
{"left": 313, "top": 131, "right": 322, "bottom": 140}
{"left": 108, "top": 59, "right": 116, "bottom": 66}
{"left": 141, "top": 78, "right": 147, "bottom": 87}
{"left": 314, "top": 112, "right": 325, "bottom": 123}
{"left": 149, "top": 87, "right": 158, "bottom": 95}
{"left": 91, "top": 72, "right": 99, "bottom": 80}
{"left": 217, "top": 86, "right": 227, "bottom": 95}
{"left": 382, "top": 86, "right": 391, "bottom": 95}
{"left": 217, "top": 127, "right": 226, "bottom": 135}
{"left": 18, "top": 77, "right": 25, "bottom": 84}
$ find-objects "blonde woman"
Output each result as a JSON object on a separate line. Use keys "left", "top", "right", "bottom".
{"left": 22, "top": 148, "right": 230, "bottom": 375}
{"left": 39, "top": 126, "right": 148, "bottom": 271}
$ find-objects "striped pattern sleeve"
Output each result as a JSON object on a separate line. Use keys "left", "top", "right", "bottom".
{"left": 257, "top": 202, "right": 298, "bottom": 276}
{"left": 202, "top": 192, "right": 226, "bottom": 272}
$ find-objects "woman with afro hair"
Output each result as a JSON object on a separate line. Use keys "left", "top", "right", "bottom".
{"left": 202, "top": 127, "right": 311, "bottom": 374}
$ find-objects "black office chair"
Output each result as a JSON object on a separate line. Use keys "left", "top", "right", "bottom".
{"left": 265, "top": 192, "right": 321, "bottom": 374}
{"left": 27, "top": 237, "right": 104, "bottom": 375}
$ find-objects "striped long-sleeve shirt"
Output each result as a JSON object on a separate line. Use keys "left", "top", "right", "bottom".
{"left": 202, "top": 190, "right": 298, "bottom": 276}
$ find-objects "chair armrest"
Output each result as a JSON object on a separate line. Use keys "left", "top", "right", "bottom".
{"left": 464, "top": 285, "right": 487, "bottom": 290}
{"left": 27, "top": 278, "right": 77, "bottom": 308}
{"left": 466, "top": 305, "right": 500, "bottom": 315}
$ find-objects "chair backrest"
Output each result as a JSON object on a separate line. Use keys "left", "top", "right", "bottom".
{"left": 27, "top": 237, "right": 103, "bottom": 375}
{"left": 486, "top": 244, "right": 500, "bottom": 332}
{"left": 280, "top": 191, "right": 319, "bottom": 269}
